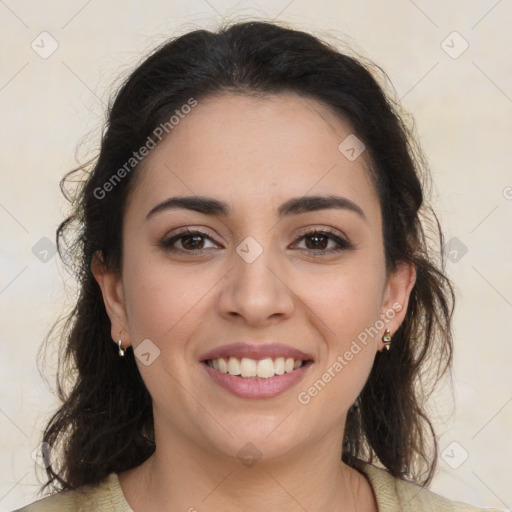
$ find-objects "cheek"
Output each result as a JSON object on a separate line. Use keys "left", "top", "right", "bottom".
{"left": 296, "top": 269, "right": 382, "bottom": 417}
{"left": 122, "top": 256, "right": 211, "bottom": 351}
{"left": 300, "top": 259, "right": 385, "bottom": 344}
{"left": 121, "top": 258, "right": 214, "bottom": 410}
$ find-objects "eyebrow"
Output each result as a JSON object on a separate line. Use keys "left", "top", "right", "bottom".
{"left": 145, "top": 194, "right": 366, "bottom": 222}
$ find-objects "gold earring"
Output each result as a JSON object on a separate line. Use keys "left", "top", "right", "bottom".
{"left": 118, "top": 339, "right": 125, "bottom": 357}
{"left": 382, "top": 329, "right": 392, "bottom": 351}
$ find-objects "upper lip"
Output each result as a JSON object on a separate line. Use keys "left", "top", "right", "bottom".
{"left": 199, "top": 342, "right": 314, "bottom": 362}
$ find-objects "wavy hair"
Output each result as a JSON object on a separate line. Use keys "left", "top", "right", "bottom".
{"left": 37, "top": 19, "right": 454, "bottom": 495}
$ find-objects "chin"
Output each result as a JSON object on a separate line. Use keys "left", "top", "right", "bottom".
{"left": 200, "top": 415, "right": 307, "bottom": 463}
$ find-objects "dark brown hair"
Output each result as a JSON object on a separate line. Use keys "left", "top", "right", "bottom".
{"left": 37, "top": 19, "right": 454, "bottom": 495}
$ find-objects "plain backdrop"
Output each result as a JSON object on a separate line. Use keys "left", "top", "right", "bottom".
{"left": 1, "top": 1, "right": 511, "bottom": 510}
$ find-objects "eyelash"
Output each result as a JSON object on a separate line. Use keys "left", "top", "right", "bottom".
{"left": 160, "top": 227, "right": 353, "bottom": 257}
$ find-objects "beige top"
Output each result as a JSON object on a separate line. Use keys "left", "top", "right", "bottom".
{"left": 13, "top": 461, "right": 504, "bottom": 512}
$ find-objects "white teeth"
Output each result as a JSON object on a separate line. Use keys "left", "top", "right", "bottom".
{"left": 227, "top": 356, "right": 241, "bottom": 375}
{"left": 218, "top": 357, "right": 228, "bottom": 374}
{"left": 206, "top": 356, "right": 305, "bottom": 378}
{"left": 240, "top": 357, "right": 257, "bottom": 377}
{"left": 256, "top": 358, "right": 275, "bottom": 378}
{"left": 274, "top": 357, "right": 285, "bottom": 375}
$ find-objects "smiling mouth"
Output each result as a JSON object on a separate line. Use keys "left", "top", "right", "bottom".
{"left": 203, "top": 356, "right": 313, "bottom": 379}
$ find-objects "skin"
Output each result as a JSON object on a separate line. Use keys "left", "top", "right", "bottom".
{"left": 92, "top": 92, "right": 416, "bottom": 512}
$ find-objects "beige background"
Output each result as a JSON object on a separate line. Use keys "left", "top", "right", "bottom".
{"left": 1, "top": 1, "right": 511, "bottom": 510}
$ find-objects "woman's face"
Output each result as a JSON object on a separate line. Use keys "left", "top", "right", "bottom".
{"left": 94, "top": 92, "right": 415, "bottom": 462}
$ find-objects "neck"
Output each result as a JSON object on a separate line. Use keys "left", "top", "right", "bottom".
{"left": 118, "top": 425, "right": 377, "bottom": 512}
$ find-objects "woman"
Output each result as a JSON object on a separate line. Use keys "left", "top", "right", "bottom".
{"left": 14, "top": 19, "right": 503, "bottom": 512}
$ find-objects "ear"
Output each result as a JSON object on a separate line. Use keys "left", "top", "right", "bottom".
{"left": 379, "top": 261, "right": 416, "bottom": 351}
{"left": 91, "top": 250, "right": 131, "bottom": 349}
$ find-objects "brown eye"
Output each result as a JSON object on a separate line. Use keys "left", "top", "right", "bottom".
{"left": 180, "top": 234, "right": 206, "bottom": 250}
{"left": 303, "top": 233, "right": 330, "bottom": 251}
{"left": 293, "top": 229, "right": 352, "bottom": 256}
{"left": 160, "top": 229, "right": 218, "bottom": 253}
{"left": 160, "top": 228, "right": 352, "bottom": 256}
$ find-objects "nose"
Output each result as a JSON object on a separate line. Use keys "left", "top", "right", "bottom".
{"left": 217, "top": 242, "right": 295, "bottom": 327}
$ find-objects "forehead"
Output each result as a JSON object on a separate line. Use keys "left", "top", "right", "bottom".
{"left": 125, "top": 92, "right": 380, "bottom": 224}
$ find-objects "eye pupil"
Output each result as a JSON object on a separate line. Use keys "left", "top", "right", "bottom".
{"left": 182, "top": 235, "right": 204, "bottom": 250}
{"left": 162, "top": 229, "right": 349, "bottom": 256}
{"left": 306, "top": 234, "right": 328, "bottom": 250}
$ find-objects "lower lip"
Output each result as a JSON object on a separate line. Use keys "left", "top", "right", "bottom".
{"left": 201, "top": 361, "right": 313, "bottom": 399}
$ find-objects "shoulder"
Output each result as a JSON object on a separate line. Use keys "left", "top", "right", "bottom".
{"left": 355, "top": 461, "right": 505, "bottom": 512}
{"left": 11, "top": 473, "right": 132, "bottom": 512}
